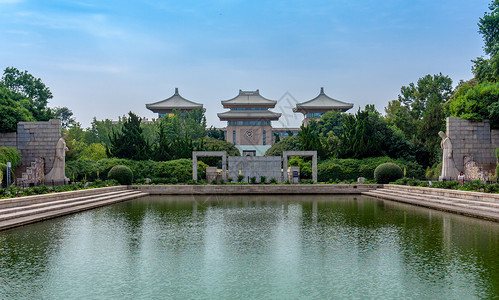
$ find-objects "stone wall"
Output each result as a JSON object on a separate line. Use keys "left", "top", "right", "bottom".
{"left": 446, "top": 117, "right": 498, "bottom": 176}
{"left": 0, "top": 120, "right": 61, "bottom": 174}
{"left": 0, "top": 132, "right": 17, "bottom": 149}
{"left": 228, "top": 156, "right": 282, "bottom": 183}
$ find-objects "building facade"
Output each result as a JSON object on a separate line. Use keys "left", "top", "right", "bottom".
{"left": 218, "top": 90, "right": 281, "bottom": 156}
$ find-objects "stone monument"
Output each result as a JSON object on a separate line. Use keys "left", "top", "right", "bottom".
{"left": 439, "top": 131, "right": 459, "bottom": 181}
{"left": 45, "top": 133, "right": 69, "bottom": 185}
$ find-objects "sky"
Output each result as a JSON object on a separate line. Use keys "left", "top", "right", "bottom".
{"left": 0, "top": 0, "right": 490, "bottom": 128}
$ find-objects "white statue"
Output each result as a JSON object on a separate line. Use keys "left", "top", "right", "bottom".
{"left": 438, "top": 131, "right": 459, "bottom": 181}
{"left": 45, "top": 133, "right": 69, "bottom": 184}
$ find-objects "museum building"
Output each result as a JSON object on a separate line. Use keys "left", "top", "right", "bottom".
{"left": 218, "top": 90, "right": 282, "bottom": 156}
{"left": 146, "top": 87, "right": 353, "bottom": 156}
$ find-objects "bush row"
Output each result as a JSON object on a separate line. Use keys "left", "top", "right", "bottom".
{"left": 0, "top": 180, "right": 119, "bottom": 199}
{"left": 66, "top": 158, "right": 207, "bottom": 183}
{"left": 318, "top": 156, "right": 424, "bottom": 182}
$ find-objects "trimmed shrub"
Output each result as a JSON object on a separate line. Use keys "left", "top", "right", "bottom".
{"left": 318, "top": 156, "right": 424, "bottom": 182}
{"left": 374, "top": 163, "right": 403, "bottom": 184}
{"left": 108, "top": 165, "right": 133, "bottom": 185}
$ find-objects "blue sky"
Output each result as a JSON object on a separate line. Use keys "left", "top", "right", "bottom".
{"left": 0, "top": 0, "right": 489, "bottom": 128}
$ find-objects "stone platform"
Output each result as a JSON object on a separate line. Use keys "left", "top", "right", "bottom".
{"left": 363, "top": 184, "right": 499, "bottom": 222}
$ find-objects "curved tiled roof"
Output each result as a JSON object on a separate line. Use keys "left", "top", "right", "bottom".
{"left": 221, "top": 90, "right": 277, "bottom": 108}
{"left": 293, "top": 87, "right": 353, "bottom": 113}
{"left": 146, "top": 88, "right": 204, "bottom": 112}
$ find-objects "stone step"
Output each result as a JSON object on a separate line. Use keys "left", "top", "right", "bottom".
{"left": 363, "top": 190, "right": 499, "bottom": 221}
{"left": 0, "top": 191, "right": 149, "bottom": 231}
{"left": 372, "top": 188, "right": 499, "bottom": 210}
{"left": 0, "top": 190, "right": 145, "bottom": 222}
{"left": 0, "top": 190, "right": 132, "bottom": 216}
{"left": 384, "top": 184, "right": 499, "bottom": 203}
{"left": 0, "top": 186, "right": 127, "bottom": 209}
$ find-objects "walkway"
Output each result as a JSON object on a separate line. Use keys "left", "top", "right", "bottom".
{"left": 0, "top": 186, "right": 148, "bottom": 231}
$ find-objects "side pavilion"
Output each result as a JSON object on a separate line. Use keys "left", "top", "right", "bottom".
{"left": 293, "top": 87, "right": 353, "bottom": 125}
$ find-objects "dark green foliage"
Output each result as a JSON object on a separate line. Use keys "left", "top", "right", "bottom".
{"left": 288, "top": 157, "right": 312, "bottom": 178}
{"left": 340, "top": 107, "right": 382, "bottom": 159}
{"left": 108, "top": 112, "right": 150, "bottom": 160}
{"left": 66, "top": 158, "right": 195, "bottom": 183}
{"left": 298, "top": 123, "right": 324, "bottom": 158}
{"left": 237, "top": 175, "right": 244, "bottom": 182}
{"left": 260, "top": 176, "right": 266, "bottom": 184}
{"left": 265, "top": 135, "right": 302, "bottom": 156}
{"left": 273, "top": 133, "right": 280, "bottom": 143}
{"left": 478, "top": 0, "right": 499, "bottom": 57}
{"left": 108, "top": 165, "right": 133, "bottom": 185}
{"left": 250, "top": 176, "right": 257, "bottom": 184}
{"left": 398, "top": 73, "right": 452, "bottom": 120}
{"left": 1, "top": 67, "right": 54, "bottom": 121}
{"left": 318, "top": 157, "right": 424, "bottom": 183}
{"left": 315, "top": 110, "right": 346, "bottom": 137}
{"left": 449, "top": 81, "right": 499, "bottom": 129}
{"left": 374, "top": 163, "right": 403, "bottom": 184}
{"left": 206, "top": 126, "right": 225, "bottom": 141}
{"left": 0, "top": 85, "right": 32, "bottom": 132}
{"left": 270, "top": 178, "right": 277, "bottom": 184}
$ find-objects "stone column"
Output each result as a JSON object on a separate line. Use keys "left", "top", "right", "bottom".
{"left": 222, "top": 153, "right": 227, "bottom": 181}
{"left": 192, "top": 152, "right": 198, "bottom": 181}
{"left": 312, "top": 153, "right": 317, "bottom": 183}
{"left": 282, "top": 154, "right": 288, "bottom": 183}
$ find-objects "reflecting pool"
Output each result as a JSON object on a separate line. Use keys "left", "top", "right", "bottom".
{"left": 1, "top": 195, "right": 499, "bottom": 299}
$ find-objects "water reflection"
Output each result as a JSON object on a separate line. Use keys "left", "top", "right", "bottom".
{"left": 0, "top": 195, "right": 498, "bottom": 299}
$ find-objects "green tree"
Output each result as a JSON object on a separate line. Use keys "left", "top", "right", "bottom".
{"left": 478, "top": 0, "right": 499, "bottom": 56}
{"left": 384, "top": 100, "right": 417, "bottom": 139}
{"left": 265, "top": 135, "right": 302, "bottom": 156}
{"left": 0, "top": 85, "right": 32, "bottom": 132}
{"left": 298, "top": 123, "right": 324, "bottom": 158}
{"left": 472, "top": 1, "right": 499, "bottom": 82}
{"left": 398, "top": 73, "right": 452, "bottom": 120}
{"left": 108, "top": 112, "right": 150, "bottom": 160}
{"left": 207, "top": 126, "right": 225, "bottom": 141}
{"left": 340, "top": 106, "right": 382, "bottom": 159}
{"left": 53, "top": 106, "right": 76, "bottom": 129}
{"left": 315, "top": 110, "right": 346, "bottom": 137}
{"left": 449, "top": 81, "right": 499, "bottom": 128}
{"left": 1, "top": 67, "right": 54, "bottom": 121}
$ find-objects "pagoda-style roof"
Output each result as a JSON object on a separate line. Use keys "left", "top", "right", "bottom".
{"left": 146, "top": 88, "right": 204, "bottom": 113}
{"left": 293, "top": 87, "right": 353, "bottom": 114}
{"left": 217, "top": 110, "right": 281, "bottom": 121}
{"left": 221, "top": 90, "right": 277, "bottom": 108}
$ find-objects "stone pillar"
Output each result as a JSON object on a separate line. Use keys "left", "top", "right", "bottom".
{"left": 222, "top": 153, "right": 227, "bottom": 181}
{"left": 312, "top": 153, "right": 317, "bottom": 183}
{"left": 282, "top": 155, "right": 288, "bottom": 182}
{"left": 192, "top": 152, "right": 198, "bottom": 181}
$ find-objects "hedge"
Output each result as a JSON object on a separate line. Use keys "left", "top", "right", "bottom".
{"left": 318, "top": 156, "right": 424, "bottom": 182}
{"left": 66, "top": 158, "right": 203, "bottom": 183}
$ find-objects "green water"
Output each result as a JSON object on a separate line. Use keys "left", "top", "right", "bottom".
{"left": 1, "top": 195, "right": 499, "bottom": 299}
